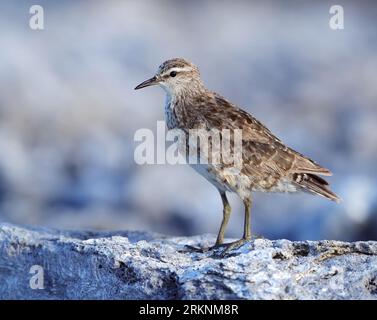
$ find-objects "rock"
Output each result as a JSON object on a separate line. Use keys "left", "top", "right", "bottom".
{"left": 0, "top": 222, "right": 376, "bottom": 300}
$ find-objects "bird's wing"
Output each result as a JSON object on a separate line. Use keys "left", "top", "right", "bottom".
{"left": 185, "top": 92, "right": 332, "bottom": 178}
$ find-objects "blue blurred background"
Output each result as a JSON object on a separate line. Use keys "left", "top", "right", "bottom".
{"left": 0, "top": 0, "right": 376, "bottom": 241}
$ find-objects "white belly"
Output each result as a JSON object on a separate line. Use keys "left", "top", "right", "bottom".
{"left": 189, "top": 163, "right": 230, "bottom": 192}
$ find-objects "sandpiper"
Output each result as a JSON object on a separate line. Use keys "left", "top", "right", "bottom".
{"left": 135, "top": 58, "right": 340, "bottom": 254}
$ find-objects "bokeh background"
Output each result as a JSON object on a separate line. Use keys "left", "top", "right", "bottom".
{"left": 0, "top": 0, "right": 376, "bottom": 241}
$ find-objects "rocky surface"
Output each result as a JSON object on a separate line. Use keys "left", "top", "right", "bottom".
{"left": 0, "top": 222, "right": 376, "bottom": 300}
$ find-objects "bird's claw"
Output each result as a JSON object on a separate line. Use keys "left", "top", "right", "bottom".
{"left": 216, "top": 238, "right": 251, "bottom": 257}
{"left": 183, "top": 243, "right": 224, "bottom": 253}
{"left": 182, "top": 245, "right": 209, "bottom": 253}
{"left": 182, "top": 239, "right": 251, "bottom": 257}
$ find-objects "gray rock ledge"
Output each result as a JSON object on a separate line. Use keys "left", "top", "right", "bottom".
{"left": 0, "top": 222, "right": 376, "bottom": 300}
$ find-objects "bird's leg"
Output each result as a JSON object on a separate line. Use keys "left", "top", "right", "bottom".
{"left": 219, "top": 197, "right": 252, "bottom": 256}
{"left": 213, "top": 191, "right": 231, "bottom": 247}
{"left": 183, "top": 191, "right": 231, "bottom": 253}
{"left": 242, "top": 197, "right": 252, "bottom": 240}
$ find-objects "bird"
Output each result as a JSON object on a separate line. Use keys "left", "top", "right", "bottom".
{"left": 135, "top": 58, "right": 340, "bottom": 254}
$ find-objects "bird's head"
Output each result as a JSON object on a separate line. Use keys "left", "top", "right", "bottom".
{"left": 135, "top": 58, "right": 203, "bottom": 95}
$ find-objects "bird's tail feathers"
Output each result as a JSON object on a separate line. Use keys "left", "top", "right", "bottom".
{"left": 293, "top": 173, "right": 341, "bottom": 203}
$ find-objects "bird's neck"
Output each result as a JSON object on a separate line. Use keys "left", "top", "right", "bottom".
{"left": 164, "top": 91, "right": 179, "bottom": 129}
{"left": 163, "top": 81, "right": 207, "bottom": 107}
{"left": 163, "top": 83, "right": 207, "bottom": 129}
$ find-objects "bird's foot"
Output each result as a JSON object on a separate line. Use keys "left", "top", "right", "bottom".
{"left": 182, "top": 245, "right": 207, "bottom": 253}
{"left": 183, "top": 239, "right": 251, "bottom": 257}
{"left": 215, "top": 238, "right": 251, "bottom": 257}
{"left": 183, "top": 243, "right": 224, "bottom": 253}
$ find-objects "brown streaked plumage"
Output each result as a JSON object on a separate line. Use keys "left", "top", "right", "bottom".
{"left": 135, "top": 58, "right": 340, "bottom": 255}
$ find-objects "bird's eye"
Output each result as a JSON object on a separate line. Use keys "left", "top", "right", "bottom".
{"left": 170, "top": 71, "right": 177, "bottom": 77}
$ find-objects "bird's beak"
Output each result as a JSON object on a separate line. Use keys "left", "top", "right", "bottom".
{"left": 134, "top": 76, "right": 159, "bottom": 90}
